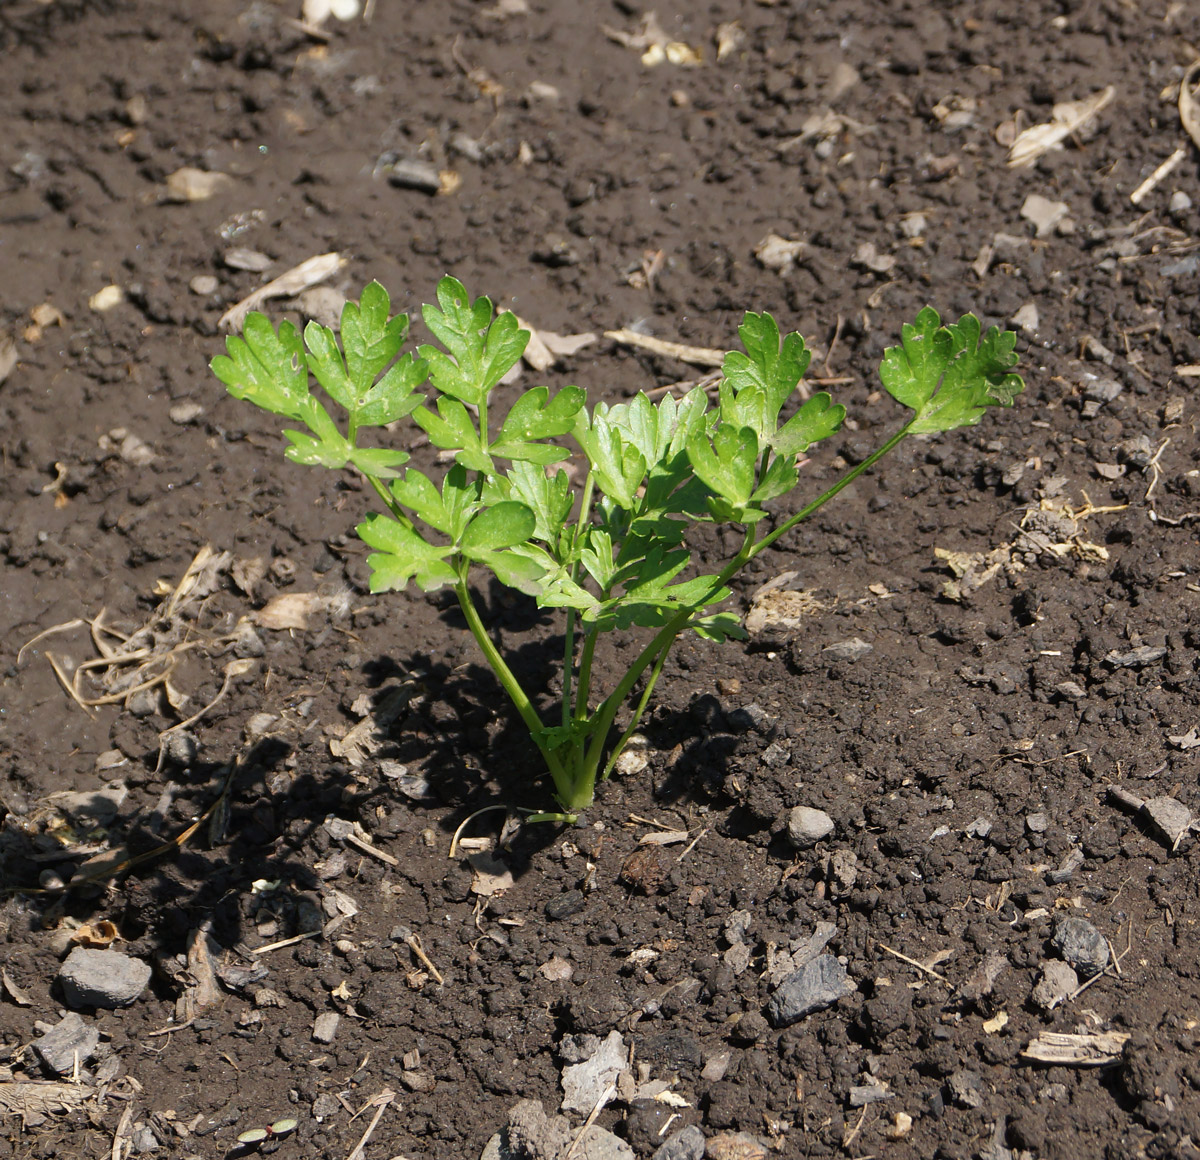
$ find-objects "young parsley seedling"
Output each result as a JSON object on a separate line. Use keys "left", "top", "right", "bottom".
{"left": 212, "top": 278, "right": 1023, "bottom": 819}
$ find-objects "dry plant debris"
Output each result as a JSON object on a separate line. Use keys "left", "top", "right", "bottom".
{"left": 1006, "top": 86, "right": 1115, "bottom": 168}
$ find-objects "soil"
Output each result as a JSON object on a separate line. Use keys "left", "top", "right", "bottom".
{"left": 3, "top": 2, "right": 1200, "bottom": 1158}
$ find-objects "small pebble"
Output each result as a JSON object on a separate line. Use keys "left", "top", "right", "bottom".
{"left": 169, "top": 402, "right": 205, "bottom": 424}
{"left": 786, "top": 806, "right": 835, "bottom": 849}
{"left": 652, "top": 1123, "right": 705, "bottom": 1160}
{"left": 88, "top": 284, "right": 123, "bottom": 311}
{"left": 189, "top": 274, "right": 219, "bottom": 295}
{"left": 312, "top": 1012, "right": 340, "bottom": 1043}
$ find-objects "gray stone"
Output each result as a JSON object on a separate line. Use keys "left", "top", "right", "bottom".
{"left": 1032, "top": 960, "right": 1078, "bottom": 1010}
{"left": 33, "top": 1011, "right": 99, "bottom": 1075}
{"left": 786, "top": 806, "right": 834, "bottom": 849}
{"left": 59, "top": 948, "right": 152, "bottom": 1009}
{"left": 573, "top": 1126, "right": 635, "bottom": 1160}
{"left": 767, "top": 954, "right": 855, "bottom": 1027}
{"left": 947, "top": 1069, "right": 986, "bottom": 1109}
{"left": 561, "top": 1030, "right": 625, "bottom": 1112}
{"left": 653, "top": 1124, "right": 705, "bottom": 1160}
{"left": 312, "top": 1012, "right": 339, "bottom": 1043}
{"left": 1052, "top": 917, "right": 1109, "bottom": 979}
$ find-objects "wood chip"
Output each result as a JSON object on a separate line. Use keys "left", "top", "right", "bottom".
{"left": 1007, "top": 86, "right": 1115, "bottom": 168}
{"left": 1021, "top": 1030, "right": 1129, "bottom": 1066}
{"left": 1180, "top": 61, "right": 1200, "bottom": 150}
{"left": 604, "top": 328, "right": 725, "bottom": 368}
{"left": 219, "top": 252, "right": 345, "bottom": 331}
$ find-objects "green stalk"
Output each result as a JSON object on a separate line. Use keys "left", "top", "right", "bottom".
{"left": 599, "top": 636, "right": 673, "bottom": 783}
{"left": 452, "top": 569, "right": 572, "bottom": 802}
{"left": 561, "top": 473, "right": 596, "bottom": 729}
{"left": 749, "top": 422, "right": 912, "bottom": 561}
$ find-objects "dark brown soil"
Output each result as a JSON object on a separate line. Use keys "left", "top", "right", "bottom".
{"left": 3, "top": 2, "right": 1200, "bottom": 1158}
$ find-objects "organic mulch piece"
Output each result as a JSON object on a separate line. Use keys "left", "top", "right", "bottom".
{"left": 468, "top": 852, "right": 514, "bottom": 897}
{"left": 222, "top": 247, "right": 273, "bottom": 272}
{"left": 603, "top": 327, "right": 725, "bottom": 368}
{"left": 504, "top": 311, "right": 596, "bottom": 372}
{"left": 0, "top": 332, "right": 16, "bottom": 385}
{"left": 218, "top": 251, "right": 344, "bottom": 331}
{"left": 1019, "top": 194, "right": 1071, "bottom": 238}
{"left": 744, "top": 573, "right": 823, "bottom": 636}
{"left": 327, "top": 682, "right": 418, "bottom": 768}
{"left": 0, "top": 1081, "right": 91, "bottom": 1116}
{"left": 1006, "top": 86, "right": 1115, "bottom": 168}
{"left": 1021, "top": 1030, "right": 1129, "bottom": 1066}
{"left": 1, "top": 969, "right": 32, "bottom": 1007}
{"left": 1179, "top": 60, "right": 1200, "bottom": 149}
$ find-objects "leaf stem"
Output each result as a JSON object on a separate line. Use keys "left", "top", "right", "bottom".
{"left": 453, "top": 569, "right": 569, "bottom": 796}
{"left": 749, "top": 421, "right": 913, "bottom": 561}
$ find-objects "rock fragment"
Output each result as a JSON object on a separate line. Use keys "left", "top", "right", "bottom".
{"left": 58, "top": 948, "right": 152, "bottom": 1008}
{"left": 652, "top": 1124, "right": 705, "bottom": 1160}
{"left": 786, "top": 806, "right": 834, "bottom": 848}
{"left": 33, "top": 1011, "right": 100, "bottom": 1074}
{"left": 312, "top": 1012, "right": 339, "bottom": 1043}
{"left": 1052, "top": 917, "right": 1108, "bottom": 979}
{"left": 766, "top": 954, "right": 855, "bottom": 1027}
{"left": 1032, "top": 960, "right": 1078, "bottom": 1010}
{"left": 561, "top": 1030, "right": 625, "bottom": 1113}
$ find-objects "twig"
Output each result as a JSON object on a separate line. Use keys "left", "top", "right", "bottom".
{"left": 1130, "top": 147, "right": 1187, "bottom": 205}
{"left": 250, "top": 930, "right": 322, "bottom": 956}
{"left": 404, "top": 933, "right": 445, "bottom": 985}
{"left": 565, "top": 1083, "right": 615, "bottom": 1160}
{"left": 16, "top": 617, "right": 87, "bottom": 665}
{"left": 346, "top": 1088, "right": 396, "bottom": 1160}
{"left": 345, "top": 831, "right": 399, "bottom": 867}
{"left": 676, "top": 827, "right": 708, "bottom": 862}
{"left": 604, "top": 328, "right": 726, "bottom": 368}
{"left": 449, "top": 804, "right": 510, "bottom": 858}
{"left": 146, "top": 1018, "right": 196, "bottom": 1038}
{"left": 111, "top": 1104, "right": 134, "bottom": 1160}
{"left": 841, "top": 1105, "right": 868, "bottom": 1150}
{"left": 877, "top": 942, "right": 949, "bottom": 984}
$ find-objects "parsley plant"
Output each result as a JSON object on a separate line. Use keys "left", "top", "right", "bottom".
{"left": 212, "top": 278, "right": 1023, "bottom": 818}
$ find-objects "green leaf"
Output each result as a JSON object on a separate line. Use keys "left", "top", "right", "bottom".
{"left": 419, "top": 277, "right": 529, "bottom": 406}
{"left": 389, "top": 468, "right": 455, "bottom": 533}
{"left": 471, "top": 544, "right": 547, "bottom": 596}
{"left": 771, "top": 391, "right": 846, "bottom": 456}
{"left": 880, "top": 308, "right": 1024, "bottom": 434}
{"left": 751, "top": 452, "right": 798, "bottom": 504}
{"left": 413, "top": 396, "right": 493, "bottom": 473}
{"left": 348, "top": 446, "right": 409, "bottom": 478}
{"left": 356, "top": 513, "right": 456, "bottom": 592}
{"left": 302, "top": 320, "right": 354, "bottom": 411}
{"left": 575, "top": 410, "right": 646, "bottom": 510}
{"left": 686, "top": 424, "right": 758, "bottom": 506}
{"left": 342, "top": 281, "right": 409, "bottom": 389}
{"left": 506, "top": 461, "right": 573, "bottom": 548}
{"left": 460, "top": 501, "right": 536, "bottom": 554}
{"left": 495, "top": 385, "right": 586, "bottom": 444}
{"left": 211, "top": 314, "right": 309, "bottom": 420}
{"left": 721, "top": 312, "right": 811, "bottom": 439}
{"left": 689, "top": 610, "right": 748, "bottom": 642}
{"left": 579, "top": 529, "right": 616, "bottom": 589}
